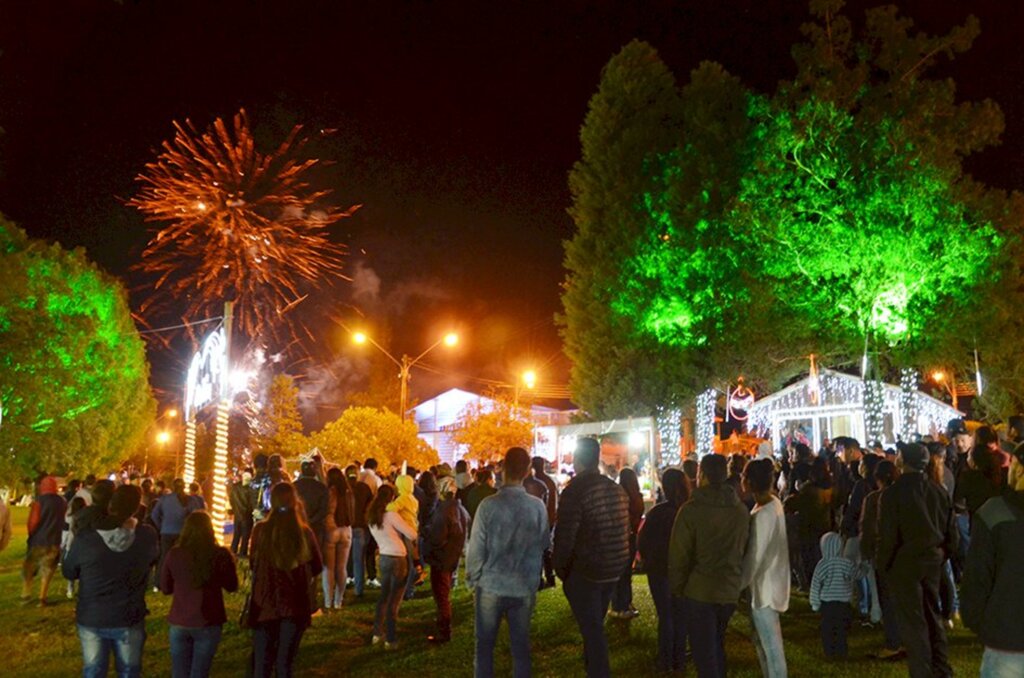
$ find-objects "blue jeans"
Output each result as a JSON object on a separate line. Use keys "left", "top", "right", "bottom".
{"left": 78, "top": 624, "right": 146, "bottom": 678}
{"left": 563, "top": 573, "right": 617, "bottom": 678}
{"left": 684, "top": 597, "right": 735, "bottom": 678}
{"left": 751, "top": 606, "right": 787, "bottom": 678}
{"left": 981, "top": 647, "right": 1024, "bottom": 678}
{"left": 252, "top": 617, "right": 304, "bottom": 678}
{"left": 647, "top": 573, "right": 686, "bottom": 671}
{"left": 474, "top": 590, "right": 535, "bottom": 678}
{"left": 374, "top": 555, "right": 408, "bottom": 642}
{"left": 351, "top": 527, "right": 367, "bottom": 596}
{"left": 956, "top": 513, "right": 971, "bottom": 567}
{"left": 169, "top": 625, "right": 222, "bottom": 678}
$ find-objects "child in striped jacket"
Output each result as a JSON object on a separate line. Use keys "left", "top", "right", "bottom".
{"left": 810, "top": 531, "right": 859, "bottom": 658}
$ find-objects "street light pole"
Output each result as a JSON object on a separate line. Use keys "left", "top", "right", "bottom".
{"left": 351, "top": 329, "right": 458, "bottom": 421}
{"left": 399, "top": 355, "right": 411, "bottom": 423}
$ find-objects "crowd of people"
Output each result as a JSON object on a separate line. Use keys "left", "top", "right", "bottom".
{"left": 6, "top": 415, "right": 1024, "bottom": 677}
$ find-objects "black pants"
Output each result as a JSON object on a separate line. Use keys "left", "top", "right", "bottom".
{"left": 684, "top": 597, "right": 735, "bottom": 678}
{"left": 231, "top": 517, "right": 253, "bottom": 557}
{"left": 563, "top": 574, "right": 616, "bottom": 678}
{"left": 819, "top": 601, "right": 851, "bottom": 657}
{"left": 888, "top": 565, "right": 952, "bottom": 678}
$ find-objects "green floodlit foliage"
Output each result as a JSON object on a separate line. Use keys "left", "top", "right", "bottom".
{"left": 0, "top": 218, "right": 155, "bottom": 482}
{"left": 563, "top": 2, "right": 1019, "bottom": 418}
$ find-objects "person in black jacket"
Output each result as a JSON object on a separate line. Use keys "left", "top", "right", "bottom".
{"left": 532, "top": 457, "right": 559, "bottom": 589}
{"left": 961, "top": 445, "right": 1024, "bottom": 674}
{"left": 553, "top": 437, "right": 630, "bottom": 678}
{"left": 878, "top": 443, "right": 956, "bottom": 678}
{"left": 229, "top": 470, "right": 255, "bottom": 558}
{"left": 637, "top": 468, "right": 691, "bottom": 673}
{"left": 63, "top": 484, "right": 159, "bottom": 678}
{"left": 424, "top": 475, "right": 469, "bottom": 643}
{"left": 294, "top": 460, "right": 329, "bottom": 553}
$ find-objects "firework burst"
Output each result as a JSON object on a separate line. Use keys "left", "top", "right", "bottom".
{"left": 130, "top": 109, "right": 359, "bottom": 340}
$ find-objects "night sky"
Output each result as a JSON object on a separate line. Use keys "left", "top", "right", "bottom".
{"left": 2, "top": 0, "right": 1021, "bottom": 419}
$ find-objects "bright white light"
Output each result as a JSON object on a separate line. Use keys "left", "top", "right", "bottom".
{"left": 522, "top": 370, "right": 537, "bottom": 389}
{"left": 628, "top": 431, "right": 645, "bottom": 448}
{"left": 444, "top": 332, "right": 459, "bottom": 347}
{"left": 230, "top": 370, "right": 253, "bottom": 394}
{"left": 353, "top": 331, "right": 367, "bottom": 344}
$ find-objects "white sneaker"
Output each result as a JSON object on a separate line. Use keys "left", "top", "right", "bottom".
{"left": 384, "top": 641, "right": 399, "bottom": 651}
{"left": 367, "top": 578, "right": 381, "bottom": 589}
{"left": 371, "top": 634, "right": 382, "bottom": 645}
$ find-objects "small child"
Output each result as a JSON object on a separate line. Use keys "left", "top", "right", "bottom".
{"left": 810, "top": 531, "right": 859, "bottom": 658}
{"left": 62, "top": 496, "right": 87, "bottom": 599}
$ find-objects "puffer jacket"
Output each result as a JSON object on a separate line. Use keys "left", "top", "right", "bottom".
{"left": 961, "top": 490, "right": 1024, "bottom": 651}
{"left": 552, "top": 471, "right": 630, "bottom": 583}
{"left": 668, "top": 483, "right": 750, "bottom": 604}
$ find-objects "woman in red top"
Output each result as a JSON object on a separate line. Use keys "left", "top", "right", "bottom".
{"left": 247, "top": 482, "right": 323, "bottom": 678}
{"left": 160, "top": 510, "right": 239, "bottom": 678}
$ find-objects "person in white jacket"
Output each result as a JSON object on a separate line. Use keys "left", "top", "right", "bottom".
{"left": 741, "top": 458, "right": 791, "bottom": 678}
{"left": 366, "top": 484, "right": 417, "bottom": 649}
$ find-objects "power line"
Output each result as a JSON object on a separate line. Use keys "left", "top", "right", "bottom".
{"left": 136, "top": 316, "right": 223, "bottom": 336}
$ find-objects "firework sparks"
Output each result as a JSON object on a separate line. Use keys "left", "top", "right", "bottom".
{"left": 130, "top": 109, "right": 360, "bottom": 340}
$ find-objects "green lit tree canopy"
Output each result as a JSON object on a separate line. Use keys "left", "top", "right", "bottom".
{"left": 0, "top": 217, "right": 155, "bottom": 482}
{"left": 562, "top": 2, "right": 1021, "bottom": 419}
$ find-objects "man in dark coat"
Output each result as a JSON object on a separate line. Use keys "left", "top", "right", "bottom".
{"left": 532, "top": 456, "right": 559, "bottom": 588}
{"left": 553, "top": 437, "right": 630, "bottom": 678}
{"left": 878, "top": 443, "right": 956, "bottom": 678}
{"left": 294, "top": 460, "right": 329, "bottom": 552}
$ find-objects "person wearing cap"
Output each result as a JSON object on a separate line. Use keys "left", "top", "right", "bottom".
{"left": 961, "top": 442, "right": 1024, "bottom": 675}
{"left": 424, "top": 475, "right": 469, "bottom": 643}
{"left": 878, "top": 443, "right": 957, "bottom": 678}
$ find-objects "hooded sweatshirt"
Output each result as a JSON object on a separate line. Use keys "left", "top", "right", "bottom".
{"left": 809, "top": 532, "right": 857, "bottom": 611}
{"left": 62, "top": 518, "right": 159, "bottom": 628}
{"left": 387, "top": 475, "right": 420, "bottom": 530}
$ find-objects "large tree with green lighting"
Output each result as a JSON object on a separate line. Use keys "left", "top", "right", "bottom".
{"left": 0, "top": 217, "right": 155, "bottom": 483}
{"left": 563, "top": 1, "right": 1021, "bottom": 419}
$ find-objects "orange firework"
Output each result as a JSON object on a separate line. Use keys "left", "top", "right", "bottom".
{"left": 130, "top": 109, "right": 359, "bottom": 340}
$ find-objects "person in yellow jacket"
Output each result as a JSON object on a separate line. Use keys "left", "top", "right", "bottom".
{"left": 387, "top": 474, "right": 422, "bottom": 599}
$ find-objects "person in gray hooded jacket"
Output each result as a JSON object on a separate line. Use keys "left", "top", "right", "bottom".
{"left": 64, "top": 484, "right": 159, "bottom": 678}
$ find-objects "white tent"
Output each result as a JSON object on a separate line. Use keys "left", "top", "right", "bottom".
{"left": 747, "top": 369, "right": 960, "bottom": 452}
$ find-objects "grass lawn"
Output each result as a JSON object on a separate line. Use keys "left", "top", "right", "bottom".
{"left": 1, "top": 506, "right": 984, "bottom": 677}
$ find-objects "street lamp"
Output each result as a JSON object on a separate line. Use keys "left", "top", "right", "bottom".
{"left": 515, "top": 369, "right": 537, "bottom": 407}
{"left": 352, "top": 330, "right": 459, "bottom": 420}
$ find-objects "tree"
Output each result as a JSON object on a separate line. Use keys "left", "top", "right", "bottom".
{"left": 252, "top": 374, "right": 307, "bottom": 458}
{"left": 311, "top": 406, "right": 438, "bottom": 472}
{"left": 451, "top": 397, "right": 535, "bottom": 464}
{"left": 0, "top": 217, "right": 155, "bottom": 483}
{"left": 743, "top": 2, "right": 1005, "bottom": 366}
{"left": 560, "top": 40, "right": 689, "bottom": 420}
{"left": 562, "top": 4, "right": 1022, "bottom": 420}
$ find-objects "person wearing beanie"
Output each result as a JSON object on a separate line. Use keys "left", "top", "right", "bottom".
{"left": 23, "top": 475, "right": 67, "bottom": 605}
{"left": 878, "top": 443, "right": 957, "bottom": 678}
{"left": 424, "top": 475, "right": 469, "bottom": 643}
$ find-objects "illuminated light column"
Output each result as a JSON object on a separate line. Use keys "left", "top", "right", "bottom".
{"left": 211, "top": 399, "right": 230, "bottom": 545}
{"left": 899, "top": 368, "right": 919, "bottom": 442}
{"left": 183, "top": 418, "right": 197, "bottom": 485}
{"left": 695, "top": 389, "right": 717, "bottom": 457}
{"left": 210, "top": 301, "right": 233, "bottom": 546}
